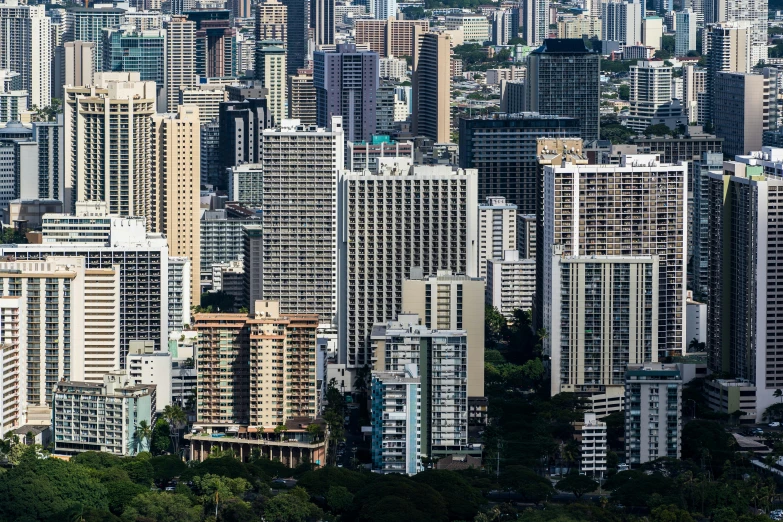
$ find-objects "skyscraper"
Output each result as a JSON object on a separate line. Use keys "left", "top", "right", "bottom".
{"left": 288, "top": 68, "right": 316, "bottom": 125}
{"left": 0, "top": 1, "right": 52, "bottom": 107}
{"left": 105, "top": 27, "right": 166, "bottom": 110}
{"left": 186, "top": 9, "right": 235, "bottom": 78}
{"left": 714, "top": 72, "right": 772, "bottom": 157}
{"left": 477, "top": 196, "right": 517, "bottom": 280}
{"left": 255, "top": 40, "right": 287, "bottom": 125}
{"left": 261, "top": 118, "right": 344, "bottom": 324}
{"left": 705, "top": 0, "right": 767, "bottom": 64}
{"left": 705, "top": 22, "right": 751, "bottom": 124}
{"left": 520, "top": 0, "right": 549, "bottom": 46}
{"left": 255, "top": 0, "right": 287, "bottom": 46}
{"left": 372, "top": 0, "right": 396, "bottom": 20}
{"left": 164, "top": 16, "right": 196, "bottom": 112}
{"left": 64, "top": 7, "right": 126, "bottom": 72}
{"left": 458, "top": 113, "right": 581, "bottom": 213}
{"left": 281, "top": 0, "right": 307, "bottom": 75}
{"left": 151, "top": 105, "right": 202, "bottom": 305}
{"left": 310, "top": 0, "right": 335, "bottom": 47}
{"left": 218, "top": 97, "right": 273, "bottom": 176}
{"left": 63, "top": 41, "right": 94, "bottom": 90}
{"left": 601, "top": 0, "right": 642, "bottom": 46}
{"left": 525, "top": 39, "right": 600, "bottom": 142}
{"left": 675, "top": 9, "right": 696, "bottom": 56}
{"left": 627, "top": 60, "right": 678, "bottom": 133}
{"left": 314, "top": 44, "right": 379, "bottom": 142}
{"left": 411, "top": 28, "right": 451, "bottom": 143}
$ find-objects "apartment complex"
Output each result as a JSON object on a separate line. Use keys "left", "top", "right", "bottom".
{"left": 713, "top": 72, "right": 772, "bottom": 157}
{"left": 339, "top": 163, "right": 478, "bottom": 370}
{"left": 477, "top": 196, "right": 517, "bottom": 279}
{"left": 627, "top": 60, "right": 678, "bottom": 133}
{"left": 228, "top": 164, "right": 263, "bottom": 208}
{"left": 445, "top": 13, "right": 489, "bottom": 42}
{"left": 371, "top": 314, "right": 470, "bottom": 459}
{"left": 354, "top": 18, "right": 429, "bottom": 57}
{"left": 255, "top": 40, "right": 287, "bottom": 125}
{"left": 164, "top": 16, "right": 197, "bottom": 112}
{"left": 624, "top": 362, "right": 682, "bottom": 466}
{"left": 574, "top": 413, "right": 607, "bottom": 475}
{"left": 411, "top": 28, "right": 451, "bottom": 143}
{"left": 0, "top": 1, "right": 52, "bottom": 107}
{"left": 168, "top": 257, "right": 191, "bottom": 332}
{"left": 371, "top": 365, "right": 422, "bottom": 475}
{"left": 287, "top": 68, "right": 316, "bottom": 125}
{"left": 0, "top": 297, "right": 21, "bottom": 436}
{"left": 200, "top": 207, "right": 261, "bottom": 272}
{"left": 52, "top": 371, "right": 155, "bottom": 456}
{"left": 255, "top": 0, "right": 287, "bottom": 45}
{"left": 485, "top": 250, "right": 536, "bottom": 319}
{"left": 261, "top": 118, "right": 343, "bottom": 324}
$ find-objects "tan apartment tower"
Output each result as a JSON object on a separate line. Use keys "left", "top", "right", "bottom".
{"left": 256, "top": 0, "right": 287, "bottom": 45}
{"left": 164, "top": 16, "right": 196, "bottom": 112}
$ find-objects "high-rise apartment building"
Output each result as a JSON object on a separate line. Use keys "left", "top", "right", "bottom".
{"left": 458, "top": 113, "right": 581, "bottom": 214}
{"left": 281, "top": 0, "right": 307, "bottom": 75}
{"left": 339, "top": 162, "right": 478, "bottom": 369}
{"left": 164, "top": 16, "right": 197, "bottom": 113}
{"left": 287, "top": 68, "right": 316, "bottom": 125}
{"left": 714, "top": 72, "right": 772, "bottom": 157}
{"left": 371, "top": 314, "right": 470, "bottom": 459}
{"left": 372, "top": 0, "right": 396, "bottom": 20}
{"left": 411, "top": 28, "right": 451, "bottom": 143}
{"left": 53, "top": 371, "right": 155, "bottom": 456}
{"left": 402, "top": 270, "right": 485, "bottom": 398}
{"left": 31, "top": 116, "right": 65, "bottom": 202}
{"left": 201, "top": 207, "right": 261, "bottom": 273}
{"left": 704, "top": 0, "right": 767, "bottom": 64}
{"left": 261, "top": 118, "right": 344, "bottom": 324}
{"left": 485, "top": 250, "right": 536, "bottom": 320}
{"left": 525, "top": 39, "right": 600, "bottom": 141}
{"left": 627, "top": 60, "right": 677, "bottom": 133}
{"left": 185, "top": 10, "right": 235, "bottom": 78}
{"left": 194, "top": 301, "right": 319, "bottom": 427}
{"left": 63, "top": 41, "right": 94, "bottom": 92}
{"left": 310, "top": 0, "right": 335, "bottom": 47}
{"left": 218, "top": 97, "right": 273, "bottom": 175}
{"left": 314, "top": 44, "right": 379, "bottom": 142}
{"left": 371, "top": 365, "right": 422, "bottom": 475}
{"left": 705, "top": 22, "right": 751, "bottom": 124}
{"left": 179, "top": 84, "right": 226, "bottom": 124}
{"left": 541, "top": 154, "right": 687, "bottom": 362}
{"left": 104, "top": 27, "right": 166, "bottom": 109}
{"left": 354, "top": 18, "right": 429, "bottom": 58}
{"left": 601, "top": 0, "right": 642, "bottom": 46}
{"left": 0, "top": 1, "right": 52, "bottom": 107}
{"left": 705, "top": 158, "right": 783, "bottom": 420}
{"left": 517, "top": 214, "right": 536, "bottom": 259}
{"left": 624, "top": 362, "right": 682, "bottom": 466}
{"left": 0, "top": 297, "right": 21, "bottom": 436}
{"left": 64, "top": 7, "right": 126, "bottom": 72}
{"left": 556, "top": 15, "right": 602, "bottom": 40}
{"left": 167, "top": 257, "right": 191, "bottom": 332}
{"left": 477, "top": 196, "right": 517, "bottom": 279}
{"left": 691, "top": 151, "right": 723, "bottom": 299}
{"left": 151, "top": 105, "right": 202, "bottom": 305}
{"left": 227, "top": 164, "right": 263, "bottom": 207}
{"left": 445, "top": 13, "right": 490, "bottom": 43}
{"left": 255, "top": 40, "right": 287, "bottom": 126}
{"left": 255, "top": 0, "right": 287, "bottom": 45}
{"left": 675, "top": 9, "right": 696, "bottom": 56}
{"left": 0, "top": 78, "right": 26, "bottom": 123}
{"left": 520, "top": 0, "right": 549, "bottom": 46}
{"left": 64, "top": 73, "right": 156, "bottom": 217}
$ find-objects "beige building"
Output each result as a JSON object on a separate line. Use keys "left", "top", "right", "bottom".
{"left": 255, "top": 0, "right": 287, "bottom": 45}
{"left": 714, "top": 72, "right": 772, "bottom": 157}
{"left": 151, "top": 105, "right": 202, "bottom": 305}
{"left": 478, "top": 196, "right": 517, "bottom": 279}
{"left": 287, "top": 68, "right": 316, "bottom": 125}
{"left": 557, "top": 16, "right": 601, "bottom": 39}
{"left": 444, "top": 13, "right": 489, "bottom": 43}
{"left": 164, "top": 15, "right": 196, "bottom": 112}
{"left": 412, "top": 28, "right": 451, "bottom": 143}
{"left": 194, "top": 301, "right": 319, "bottom": 428}
{"left": 64, "top": 72, "right": 156, "bottom": 216}
{"left": 256, "top": 41, "right": 286, "bottom": 125}
{"left": 179, "top": 85, "right": 227, "bottom": 124}
{"left": 0, "top": 297, "right": 22, "bottom": 436}
{"left": 486, "top": 250, "right": 536, "bottom": 320}
{"left": 64, "top": 41, "right": 94, "bottom": 89}
{"left": 354, "top": 18, "right": 430, "bottom": 58}
{"left": 402, "top": 270, "right": 485, "bottom": 398}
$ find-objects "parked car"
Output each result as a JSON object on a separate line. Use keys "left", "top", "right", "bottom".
{"left": 770, "top": 422, "right": 780, "bottom": 428}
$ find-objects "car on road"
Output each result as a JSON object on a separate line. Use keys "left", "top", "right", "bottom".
{"left": 770, "top": 422, "right": 780, "bottom": 428}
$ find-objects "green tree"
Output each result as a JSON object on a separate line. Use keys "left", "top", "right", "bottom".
{"left": 120, "top": 492, "right": 201, "bottom": 522}
{"left": 150, "top": 417, "right": 171, "bottom": 455}
{"left": 555, "top": 473, "right": 599, "bottom": 499}
{"left": 485, "top": 305, "right": 508, "bottom": 349}
{"left": 262, "top": 486, "right": 317, "bottom": 522}
{"left": 681, "top": 420, "right": 736, "bottom": 474}
{"left": 162, "top": 404, "right": 188, "bottom": 455}
{"left": 134, "top": 420, "right": 153, "bottom": 454}
{"left": 650, "top": 504, "right": 695, "bottom": 522}
{"left": 618, "top": 84, "right": 630, "bottom": 100}
{"left": 0, "top": 450, "right": 110, "bottom": 521}
{"left": 150, "top": 454, "right": 187, "bottom": 487}
{"left": 181, "top": 455, "right": 251, "bottom": 482}
{"left": 199, "top": 291, "right": 235, "bottom": 312}
{"left": 120, "top": 457, "right": 155, "bottom": 486}
{"left": 644, "top": 123, "right": 674, "bottom": 136}
{"left": 601, "top": 123, "right": 634, "bottom": 144}
{"left": 499, "top": 466, "right": 554, "bottom": 504}
{"left": 325, "top": 485, "right": 354, "bottom": 513}
{"left": 412, "top": 469, "right": 485, "bottom": 520}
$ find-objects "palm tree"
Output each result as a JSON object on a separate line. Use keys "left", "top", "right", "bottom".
{"left": 775, "top": 389, "right": 783, "bottom": 403}
{"left": 163, "top": 405, "right": 188, "bottom": 455}
{"left": 134, "top": 420, "right": 153, "bottom": 454}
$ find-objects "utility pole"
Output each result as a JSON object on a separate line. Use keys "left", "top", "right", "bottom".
{"left": 496, "top": 440, "right": 501, "bottom": 478}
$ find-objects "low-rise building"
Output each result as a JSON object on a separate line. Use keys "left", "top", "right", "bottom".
{"left": 574, "top": 413, "right": 607, "bottom": 476}
{"left": 126, "top": 341, "right": 172, "bottom": 413}
{"left": 703, "top": 379, "right": 756, "bottom": 423}
{"left": 52, "top": 371, "right": 156, "bottom": 456}
{"left": 686, "top": 290, "right": 706, "bottom": 349}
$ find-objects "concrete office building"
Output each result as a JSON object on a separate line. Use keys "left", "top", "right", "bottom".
{"left": 411, "top": 28, "right": 451, "bottom": 143}
{"left": 526, "top": 39, "right": 600, "bottom": 141}
{"left": 314, "top": 44, "right": 379, "bottom": 143}
{"left": 627, "top": 60, "right": 680, "bottom": 133}
{"left": 371, "top": 365, "right": 422, "bottom": 475}
{"left": 255, "top": 0, "right": 287, "bottom": 45}
{"left": 675, "top": 10, "right": 696, "bottom": 56}
{"left": 0, "top": 256, "right": 120, "bottom": 416}
{"left": 624, "top": 362, "right": 682, "bottom": 466}
{"left": 485, "top": 250, "right": 536, "bottom": 320}
{"left": 168, "top": 257, "right": 191, "bottom": 332}
{"left": 445, "top": 13, "right": 489, "bottom": 43}
{"left": 52, "top": 371, "right": 155, "bottom": 456}
{"left": 354, "top": 18, "right": 429, "bottom": 58}
{"left": 0, "top": 1, "right": 52, "bottom": 107}
{"left": 228, "top": 164, "right": 263, "bottom": 207}
{"left": 458, "top": 113, "right": 581, "bottom": 214}
{"left": 478, "top": 196, "right": 517, "bottom": 280}
{"left": 281, "top": 0, "right": 308, "bottom": 75}
{"left": 126, "top": 345, "right": 172, "bottom": 413}
{"left": 601, "top": 0, "right": 642, "bottom": 46}
{"left": 704, "top": 160, "right": 783, "bottom": 421}
{"left": 402, "top": 270, "right": 485, "bottom": 398}
{"left": 339, "top": 162, "right": 478, "bottom": 370}
{"left": 549, "top": 254, "right": 658, "bottom": 408}
{"left": 541, "top": 154, "right": 687, "bottom": 360}
{"left": 255, "top": 40, "right": 286, "bottom": 125}
{"left": 713, "top": 72, "right": 772, "bottom": 157}
{"left": 151, "top": 105, "right": 202, "bottom": 305}
{"left": 288, "top": 68, "right": 316, "bottom": 125}
{"left": 310, "top": 0, "right": 335, "bottom": 46}
{"left": 261, "top": 118, "right": 343, "bottom": 324}
{"left": 371, "top": 314, "right": 470, "bottom": 459}
{"left": 64, "top": 73, "right": 156, "bottom": 216}
{"left": 1, "top": 228, "right": 170, "bottom": 366}
{"left": 164, "top": 16, "right": 197, "bottom": 112}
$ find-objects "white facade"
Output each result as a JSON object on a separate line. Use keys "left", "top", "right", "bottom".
{"left": 371, "top": 365, "right": 421, "bottom": 475}
{"left": 0, "top": 1, "right": 51, "bottom": 108}
{"left": 601, "top": 0, "right": 642, "bottom": 46}
{"left": 339, "top": 161, "right": 479, "bottom": 370}
{"left": 445, "top": 14, "right": 490, "bottom": 43}
{"left": 379, "top": 57, "right": 408, "bottom": 81}
{"left": 486, "top": 250, "right": 536, "bottom": 320}
{"left": 168, "top": 257, "right": 191, "bottom": 333}
{"left": 675, "top": 10, "right": 696, "bottom": 56}
{"left": 228, "top": 163, "right": 263, "bottom": 208}
{"left": 627, "top": 60, "right": 676, "bottom": 133}
{"left": 42, "top": 201, "right": 147, "bottom": 244}
{"left": 372, "top": 0, "right": 396, "bottom": 20}
{"left": 478, "top": 196, "right": 517, "bottom": 280}
{"left": 126, "top": 351, "right": 172, "bottom": 413}
{"left": 0, "top": 297, "right": 21, "bottom": 436}
{"left": 686, "top": 290, "right": 706, "bottom": 348}
{"left": 576, "top": 413, "right": 607, "bottom": 475}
